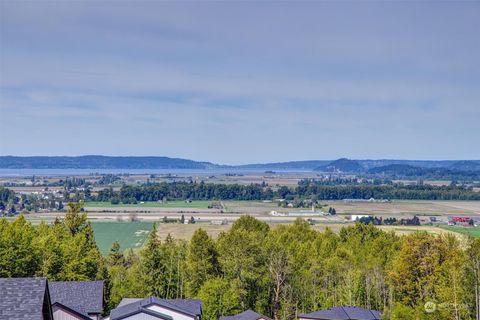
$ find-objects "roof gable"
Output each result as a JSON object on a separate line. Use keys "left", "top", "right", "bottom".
{"left": 52, "top": 302, "right": 92, "bottom": 320}
{"left": 110, "top": 297, "right": 202, "bottom": 320}
{"left": 219, "top": 309, "right": 272, "bottom": 320}
{"left": 111, "top": 307, "right": 174, "bottom": 320}
{"left": 299, "top": 306, "right": 381, "bottom": 320}
{"left": 49, "top": 280, "right": 104, "bottom": 316}
{"left": 0, "top": 277, "right": 52, "bottom": 320}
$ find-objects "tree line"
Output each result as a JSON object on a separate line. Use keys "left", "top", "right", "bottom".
{"left": 92, "top": 181, "right": 480, "bottom": 203}
{"left": 1, "top": 204, "right": 480, "bottom": 319}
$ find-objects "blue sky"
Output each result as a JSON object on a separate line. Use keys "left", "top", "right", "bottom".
{"left": 0, "top": 1, "right": 479, "bottom": 164}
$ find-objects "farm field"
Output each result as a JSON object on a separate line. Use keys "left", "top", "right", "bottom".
{"left": 440, "top": 226, "right": 480, "bottom": 238}
{"left": 90, "top": 221, "right": 153, "bottom": 255}
{"left": 323, "top": 200, "right": 480, "bottom": 217}
{"left": 155, "top": 221, "right": 459, "bottom": 241}
{"left": 312, "top": 223, "right": 462, "bottom": 237}
{"left": 156, "top": 223, "right": 230, "bottom": 240}
{"left": 83, "top": 199, "right": 480, "bottom": 218}
{"left": 85, "top": 200, "right": 211, "bottom": 209}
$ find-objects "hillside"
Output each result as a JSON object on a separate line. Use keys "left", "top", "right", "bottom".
{"left": 450, "top": 160, "right": 480, "bottom": 171}
{"left": 1, "top": 156, "right": 480, "bottom": 172}
{"left": 237, "top": 160, "right": 330, "bottom": 170}
{"left": 359, "top": 159, "right": 460, "bottom": 170}
{"left": 314, "top": 158, "right": 364, "bottom": 173}
{"left": 368, "top": 164, "right": 427, "bottom": 176}
{"left": 368, "top": 163, "right": 480, "bottom": 180}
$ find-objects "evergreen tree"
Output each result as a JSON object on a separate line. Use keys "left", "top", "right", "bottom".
{"left": 185, "top": 228, "right": 219, "bottom": 296}
{"left": 125, "top": 248, "right": 139, "bottom": 268}
{"left": 108, "top": 241, "right": 125, "bottom": 267}
{"left": 64, "top": 201, "right": 87, "bottom": 235}
{"left": 141, "top": 223, "right": 165, "bottom": 296}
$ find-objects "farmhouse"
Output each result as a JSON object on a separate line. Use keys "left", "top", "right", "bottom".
{"left": 299, "top": 306, "right": 381, "bottom": 320}
{"left": 106, "top": 296, "right": 202, "bottom": 320}
{"left": 0, "top": 277, "right": 54, "bottom": 320}
{"left": 219, "top": 310, "right": 272, "bottom": 320}
{"left": 49, "top": 280, "right": 104, "bottom": 320}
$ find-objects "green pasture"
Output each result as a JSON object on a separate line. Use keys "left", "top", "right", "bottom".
{"left": 90, "top": 221, "right": 153, "bottom": 255}
{"left": 440, "top": 226, "right": 480, "bottom": 238}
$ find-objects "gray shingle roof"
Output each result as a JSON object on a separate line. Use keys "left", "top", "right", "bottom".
{"left": 110, "top": 297, "right": 202, "bottom": 320}
{"left": 219, "top": 309, "right": 272, "bottom": 320}
{"left": 49, "top": 280, "right": 103, "bottom": 317}
{"left": 299, "top": 306, "right": 381, "bottom": 320}
{"left": 0, "top": 277, "right": 52, "bottom": 320}
{"left": 117, "top": 298, "right": 143, "bottom": 308}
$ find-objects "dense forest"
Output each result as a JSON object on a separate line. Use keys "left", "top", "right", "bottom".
{"left": 93, "top": 181, "right": 480, "bottom": 203}
{"left": 367, "top": 164, "right": 480, "bottom": 181}
{"left": 1, "top": 203, "right": 479, "bottom": 319}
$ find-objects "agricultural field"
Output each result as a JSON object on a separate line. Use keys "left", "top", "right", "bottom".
{"left": 85, "top": 200, "right": 211, "bottom": 209}
{"left": 323, "top": 200, "right": 480, "bottom": 217}
{"left": 440, "top": 226, "right": 480, "bottom": 238}
{"left": 90, "top": 221, "right": 153, "bottom": 255}
{"left": 83, "top": 199, "right": 480, "bottom": 218}
{"left": 155, "top": 221, "right": 462, "bottom": 241}
{"left": 156, "top": 222, "right": 230, "bottom": 240}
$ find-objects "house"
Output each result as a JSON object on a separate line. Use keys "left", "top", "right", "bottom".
{"left": 299, "top": 306, "right": 381, "bottom": 320}
{"left": 0, "top": 277, "right": 54, "bottom": 320}
{"left": 49, "top": 280, "right": 104, "bottom": 320}
{"left": 106, "top": 297, "right": 202, "bottom": 320}
{"left": 219, "top": 309, "right": 272, "bottom": 320}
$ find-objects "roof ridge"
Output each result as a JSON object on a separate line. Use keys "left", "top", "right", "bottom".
{"left": 337, "top": 306, "right": 350, "bottom": 318}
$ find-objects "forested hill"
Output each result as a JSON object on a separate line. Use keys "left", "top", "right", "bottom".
{"left": 236, "top": 160, "right": 331, "bottom": 170}
{"left": 0, "top": 156, "right": 219, "bottom": 169}
{"left": 1, "top": 156, "right": 479, "bottom": 171}
{"left": 314, "top": 158, "right": 363, "bottom": 172}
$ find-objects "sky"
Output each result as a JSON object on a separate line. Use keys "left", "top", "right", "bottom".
{"left": 1, "top": 1, "right": 479, "bottom": 165}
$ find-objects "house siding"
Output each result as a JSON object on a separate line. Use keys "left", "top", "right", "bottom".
{"left": 117, "top": 313, "right": 174, "bottom": 320}
{"left": 53, "top": 307, "right": 84, "bottom": 320}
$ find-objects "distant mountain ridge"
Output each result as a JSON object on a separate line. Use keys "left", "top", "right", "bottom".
{"left": 0, "top": 156, "right": 218, "bottom": 169}
{"left": 237, "top": 160, "right": 330, "bottom": 170}
{"left": 314, "top": 158, "right": 364, "bottom": 173}
{"left": 0, "top": 156, "right": 479, "bottom": 171}
{"left": 449, "top": 160, "right": 480, "bottom": 171}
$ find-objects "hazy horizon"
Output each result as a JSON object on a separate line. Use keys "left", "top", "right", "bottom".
{"left": 1, "top": 1, "right": 479, "bottom": 164}
{"left": 0, "top": 155, "right": 478, "bottom": 167}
